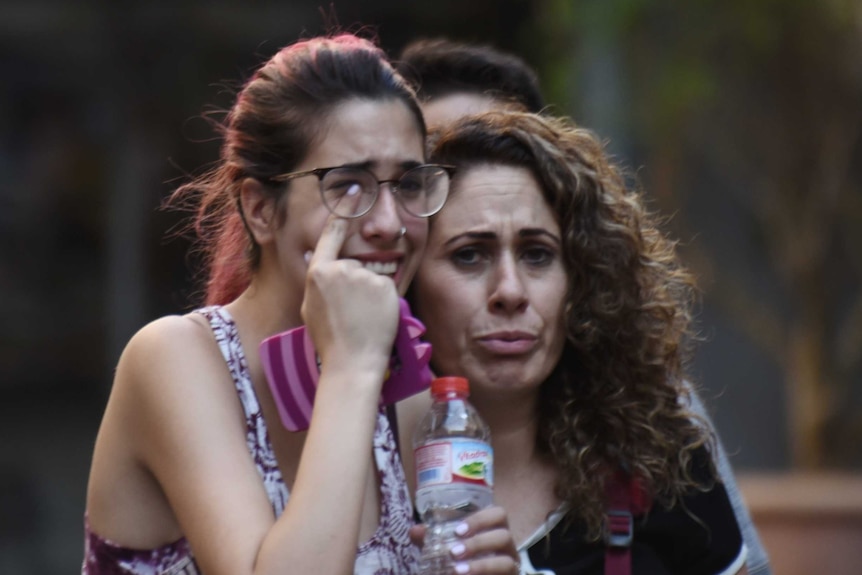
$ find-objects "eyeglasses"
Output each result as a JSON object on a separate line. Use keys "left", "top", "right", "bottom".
{"left": 268, "top": 164, "right": 455, "bottom": 218}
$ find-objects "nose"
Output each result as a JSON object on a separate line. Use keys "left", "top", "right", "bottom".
{"left": 489, "top": 254, "right": 528, "bottom": 314}
{"left": 360, "top": 182, "right": 405, "bottom": 242}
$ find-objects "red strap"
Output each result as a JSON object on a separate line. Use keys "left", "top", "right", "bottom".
{"left": 605, "top": 544, "right": 631, "bottom": 575}
{"left": 604, "top": 470, "right": 651, "bottom": 575}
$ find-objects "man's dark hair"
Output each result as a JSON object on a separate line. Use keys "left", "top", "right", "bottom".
{"left": 395, "top": 38, "right": 544, "bottom": 113}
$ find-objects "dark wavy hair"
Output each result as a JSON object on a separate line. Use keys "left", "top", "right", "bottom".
{"left": 428, "top": 111, "right": 711, "bottom": 539}
{"left": 168, "top": 34, "right": 425, "bottom": 306}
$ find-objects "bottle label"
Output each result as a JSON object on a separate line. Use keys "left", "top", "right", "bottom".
{"left": 415, "top": 439, "right": 493, "bottom": 489}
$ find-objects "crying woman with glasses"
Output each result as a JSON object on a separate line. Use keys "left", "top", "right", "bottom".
{"left": 83, "top": 33, "right": 455, "bottom": 575}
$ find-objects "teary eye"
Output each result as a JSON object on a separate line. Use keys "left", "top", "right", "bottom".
{"left": 522, "top": 245, "right": 555, "bottom": 267}
{"left": 325, "top": 177, "right": 367, "bottom": 197}
{"left": 451, "top": 246, "right": 485, "bottom": 267}
{"left": 397, "top": 173, "right": 424, "bottom": 199}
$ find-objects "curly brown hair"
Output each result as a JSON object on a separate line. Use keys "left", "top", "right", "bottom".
{"left": 428, "top": 111, "right": 712, "bottom": 540}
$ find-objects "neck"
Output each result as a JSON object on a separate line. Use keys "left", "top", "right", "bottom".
{"left": 472, "top": 389, "right": 562, "bottom": 546}
{"left": 226, "top": 273, "right": 304, "bottom": 338}
{"left": 470, "top": 390, "right": 542, "bottom": 474}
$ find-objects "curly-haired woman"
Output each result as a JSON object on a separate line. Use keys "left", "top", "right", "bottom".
{"left": 400, "top": 111, "right": 748, "bottom": 575}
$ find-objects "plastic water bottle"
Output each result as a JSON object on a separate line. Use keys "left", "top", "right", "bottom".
{"left": 413, "top": 376, "right": 493, "bottom": 574}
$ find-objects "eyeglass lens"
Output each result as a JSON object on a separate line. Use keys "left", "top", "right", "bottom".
{"left": 320, "top": 165, "right": 449, "bottom": 218}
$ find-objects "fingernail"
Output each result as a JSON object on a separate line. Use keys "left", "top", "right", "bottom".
{"left": 449, "top": 542, "right": 466, "bottom": 557}
{"left": 303, "top": 250, "right": 313, "bottom": 263}
{"left": 454, "top": 562, "right": 470, "bottom": 574}
{"left": 455, "top": 522, "right": 469, "bottom": 536}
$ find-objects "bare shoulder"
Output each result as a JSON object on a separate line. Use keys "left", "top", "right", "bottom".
{"left": 116, "top": 313, "right": 228, "bottom": 394}
{"left": 87, "top": 312, "right": 235, "bottom": 545}
{"left": 108, "top": 312, "right": 241, "bottom": 459}
{"left": 120, "top": 313, "right": 217, "bottom": 375}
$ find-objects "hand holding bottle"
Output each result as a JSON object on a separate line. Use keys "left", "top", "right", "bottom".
{"left": 414, "top": 376, "right": 506, "bottom": 574}
{"left": 410, "top": 505, "right": 521, "bottom": 574}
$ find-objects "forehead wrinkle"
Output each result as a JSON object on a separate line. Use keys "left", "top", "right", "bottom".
{"left": 302, "top": 99, "right": 424, "bottom": 173}
{"left": 433, "top": 164, "right": 560, "bottom": 243}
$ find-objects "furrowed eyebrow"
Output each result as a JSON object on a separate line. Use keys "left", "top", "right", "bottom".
{"left": 443, "top": 231, "right": 496, "bottom": 247}
{"left": 400, "top": 160, "right": 424, "bottom": 170}
{"left": 519, "top": 228, "right": 561, "bottom": 245}
{"left": 441, "top": 229, "right": 560, "bottom": 248}
{"left": 338, "top": 161, "right": 375, "bottom": 170}
{"left": 338, "top": 160, "right": 424, "bottom": 172}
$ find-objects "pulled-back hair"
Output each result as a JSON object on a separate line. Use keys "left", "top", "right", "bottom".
{"left": 428, "top": 111, "right": 710, "bottom": 539}
{"left": 396, "top": 38, "right": 544, "bottom": 113}
{"left": 169, "top": 34, "right": 425, "bottom": 305}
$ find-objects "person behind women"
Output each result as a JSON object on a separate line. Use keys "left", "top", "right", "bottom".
{"left": 401, "top": 110, "right": 749, "bottom": 574}
{"left": 396, "top": 37, "right": 771, "bottom": 575}
{"left": 82, "top": 33, "right": 455, "bottom": 575}
{"left": 395, "top": 38, "right": 545, "bottom": 127}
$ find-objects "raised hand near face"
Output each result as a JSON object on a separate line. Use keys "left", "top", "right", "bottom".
{"left": 301, "top": 204, "right": 401, "bottom": 386}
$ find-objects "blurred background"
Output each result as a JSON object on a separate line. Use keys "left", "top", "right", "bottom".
{"left": 1, "top": 0, "right": 860, "bottom": 573}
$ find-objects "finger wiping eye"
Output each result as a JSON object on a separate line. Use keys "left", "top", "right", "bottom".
{"left": 308, "top": 211, "right": 349, "bottom": 265}
{"left": 346, "top": 183, "right": 361, "bottom": 197}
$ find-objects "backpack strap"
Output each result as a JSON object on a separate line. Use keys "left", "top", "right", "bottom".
{"left": 604, "top": 469, "right": 651, "bottom": 575}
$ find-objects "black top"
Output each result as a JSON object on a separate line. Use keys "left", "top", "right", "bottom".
{"left": 522, "top": 447, "right": 745, "bottom": 575}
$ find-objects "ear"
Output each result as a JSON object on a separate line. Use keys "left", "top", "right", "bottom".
{"left": 239, "top": 177, "right": 278, "bottom": 245}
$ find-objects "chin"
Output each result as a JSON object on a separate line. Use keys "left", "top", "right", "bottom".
{"left": 469, "top": 368, "right": 529, "bottom": 391}
{"left": 474, "top": 361, "right": 553, "bottom": 393}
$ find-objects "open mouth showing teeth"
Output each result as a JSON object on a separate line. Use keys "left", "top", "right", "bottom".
{"left": 363, "top": 261, "right": 398, "bottom": 276}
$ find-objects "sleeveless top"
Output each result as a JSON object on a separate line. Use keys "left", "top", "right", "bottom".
{"left": 82, "top": 306, "right": 419, "bottom": 574}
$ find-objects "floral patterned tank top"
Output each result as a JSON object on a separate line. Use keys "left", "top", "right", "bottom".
{"left": 82, "top": 306, "right": 418, "bottom": 574}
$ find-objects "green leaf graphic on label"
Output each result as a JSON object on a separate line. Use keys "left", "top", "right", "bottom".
{"left": 458, "top": 462, "right": 485, "bottom": 477}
